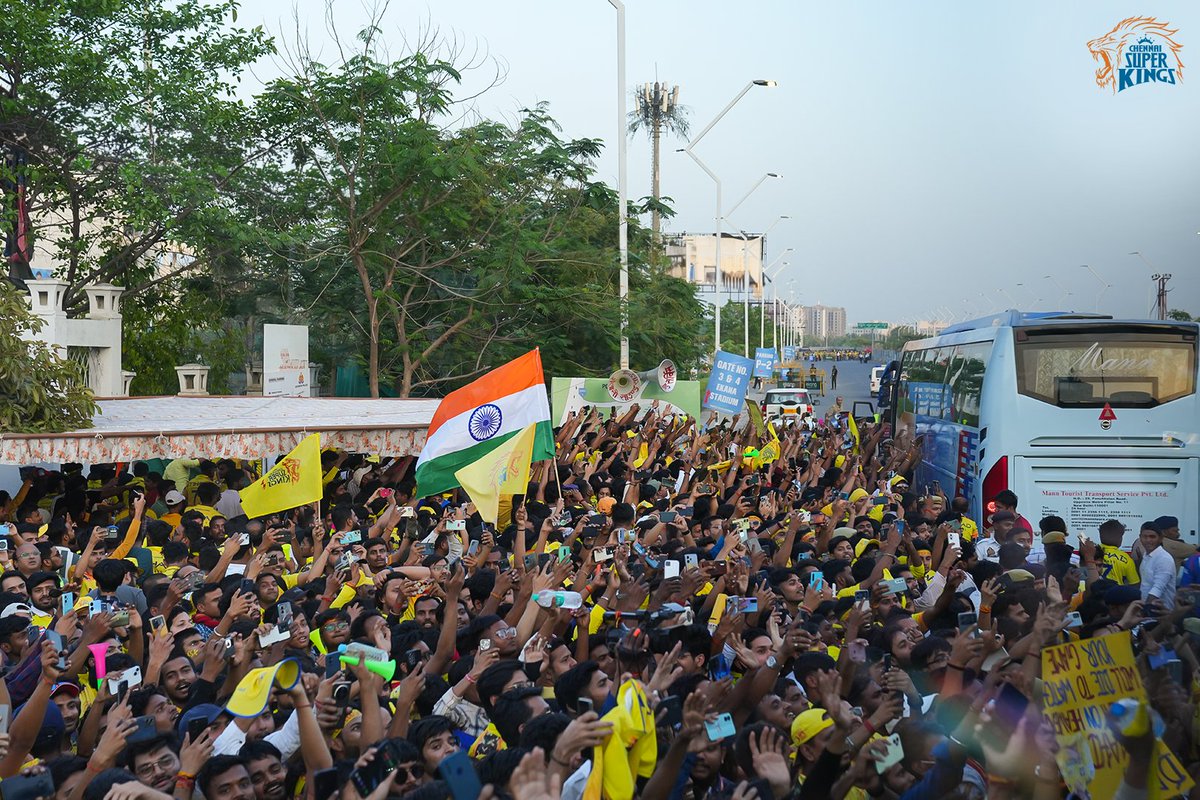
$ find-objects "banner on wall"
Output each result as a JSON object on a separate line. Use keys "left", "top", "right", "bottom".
{"left": 550, "top": 378, "right": 702, "bottom": 425}
{"left": 263, "top": 324, "right": 310, "bottom": 397}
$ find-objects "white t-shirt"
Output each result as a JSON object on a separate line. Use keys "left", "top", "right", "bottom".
{"left": 1140, "top": 546, "right": 1177, "bottom": 609}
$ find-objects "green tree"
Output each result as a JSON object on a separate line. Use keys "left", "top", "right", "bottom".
{"left": 713, "top": 300, "right": 779, "bottom": 356}
{"left": 1166, "top": 309, "right": 1195, "bottom": 322}
{"left": 0, "top": 281, "right": 95, "bottom": 432}
{"left": 120, "top": 281, "right": 246, "bottom": 395}
{"left": 2, "top": 0, "right": 273, "bottom": 385}
{"left": 260, "top": 20, "right": 708, "bottom": 397}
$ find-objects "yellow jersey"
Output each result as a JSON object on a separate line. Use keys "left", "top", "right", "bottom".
{"left": 1100, "top": 545, "right": 1139, "bottom": 586}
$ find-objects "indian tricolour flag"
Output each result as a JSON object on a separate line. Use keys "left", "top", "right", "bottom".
{"left": 415, "top": 349, "right": 556, "bottom": 497}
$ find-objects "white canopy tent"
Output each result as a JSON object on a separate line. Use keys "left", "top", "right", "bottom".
{"left": 0, "top": 396, "right": 440, "bottom": 464}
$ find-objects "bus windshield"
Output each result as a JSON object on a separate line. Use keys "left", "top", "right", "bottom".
{"left": 1013, "top": 325, "right": 1197, "bottom": 408}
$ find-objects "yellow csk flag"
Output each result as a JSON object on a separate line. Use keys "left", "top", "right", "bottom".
{"left": 848, "top": 413, "right": 861, "bottom": 454}
{"left": 454, "top": 423, "right": 537, "bottom": 525}
{"left": 756, "top": 444, "right": 780, "bottom": 469}
{"left": 632, "top": 441, "right": 650, "bottom": 469}
{"left": 240, "top": 433, "right": 324, "bottom": 519}
{"left": 583, "top": 679, "right": 657, "bottom": 800}
{"left": 754, "top": 422, "right": 781, "bottom": 468}
{"left": 745, "top": 398, "right": 766, "bottom": 440}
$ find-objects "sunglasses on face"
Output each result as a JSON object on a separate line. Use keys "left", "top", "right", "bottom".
{"left": 396, "top": 764, "right": 425, "bottom": 783}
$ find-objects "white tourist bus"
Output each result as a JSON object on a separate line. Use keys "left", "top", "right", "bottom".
{"left": 889, "top": 311, "right": 1199, "bottom": 546}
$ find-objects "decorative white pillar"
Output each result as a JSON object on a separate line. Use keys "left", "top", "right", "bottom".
{"left": 84, "top": 283, "right": 124, "bottom": 319}
{"left": 244, "top": 362, "right": 264, "bottom": 395}
{"left": 25, "top": 279, "right": 126, "bottom": 396}
{"left": 307, "top": 364, "right": 322, "bottom": 397}
{"left": 121, "top": 371, "right": 137, "bottom": 396}
{"left": 25, "top": 278, "right": 68, "bottom": 316}
{"left": 175, "top": 364, "right": 211, "bottom": 396}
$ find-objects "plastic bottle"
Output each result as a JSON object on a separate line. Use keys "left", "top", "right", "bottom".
{"left": 532, "top": 591, "right": 583, "bottom": 609}
{"left": 1110, "top": 698, "right": 1165, "bottom": 737}
{"left": 340, "top": 642, "right": 388, "bottom": 663}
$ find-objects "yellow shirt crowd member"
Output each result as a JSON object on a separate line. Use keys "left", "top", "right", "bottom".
{"left": 1100, "top": 544, "right": 1139, "bottom": 585}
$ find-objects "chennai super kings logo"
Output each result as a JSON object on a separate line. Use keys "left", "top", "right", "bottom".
{"left": 265, "top": 457, "right": 302, "bottom": 488}
{"left": 1088, "top": 17, "right": 1183, "bottom": 93}
{"left": 488, "top": 443, "right": 527, "bottom": 488}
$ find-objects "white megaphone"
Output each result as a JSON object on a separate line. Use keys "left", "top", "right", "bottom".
{"left": 643, "top": 359, "right": 677, "bottom": 393}
{"left": 607, "top": 369, "right": 642, "bottom": 402}
{"left": 606, "top": 359, "right": 677, "bottom": 402}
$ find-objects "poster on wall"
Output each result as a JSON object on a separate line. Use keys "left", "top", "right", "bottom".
{"left": 550, "top": 378, "right": 702, "bottom": 425}
{"left": 263, "top": 324, "right": 310, "bottom": 397}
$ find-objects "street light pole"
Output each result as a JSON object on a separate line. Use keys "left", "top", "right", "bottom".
{"left": 1043, "top": 274, "right": 1069, "bottom": 307}
{"left": 1080, "top": 264, "right": 1110, "bottom": 312}
{"left": 724, "top": 178, "right": 783, "bottom": 357}
{"left": 762, "top": 251, "right": 792, "bottom": 348}
{"left": 606, "top": 0, "right": 630, "bottom": 369}
{"left": 681, "top": 79, "right": 777, "bottom": 356}
{"left": 732, "top": 211, "right": 786, "bottom": 358}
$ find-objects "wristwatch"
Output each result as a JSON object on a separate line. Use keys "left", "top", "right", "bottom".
{"left": 765, "top": 654, "right": 780, "bottom": 670}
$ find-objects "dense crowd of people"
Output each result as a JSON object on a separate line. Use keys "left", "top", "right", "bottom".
{"left": 0, "top": 400, "right": 1192, "bottom": 800}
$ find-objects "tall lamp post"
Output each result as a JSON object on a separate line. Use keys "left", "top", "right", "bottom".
{"left": 1080, "top": 264, "right": 1110, "bottom": 312}
{"left": 766, "top": 261, "right": 791, "bottom": 349}
{"left": 680, "top": 79, "right": 777, "bottom": 356}
{"left": 605, "top": 0, "right": 630, "bottom": 369}
{"left": 1043, "top": 274, "right": 1070, "bottom": 307}
{"left": 725, "top": 178, "right": 784, "bottom": 356}
{"left": 763, "top": 249, "right": 792, "bottom": 348}
{"left": 737, "top": 216, "right": 788, "bottom": 356}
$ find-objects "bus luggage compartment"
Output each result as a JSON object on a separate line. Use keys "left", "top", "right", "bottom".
{"left": 1011, "top": 455, "right": 1198, "bottom": 548}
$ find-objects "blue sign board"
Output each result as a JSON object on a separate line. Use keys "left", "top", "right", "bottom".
{"left": 753, "top": 347, "right": 777, "bottom": 378}
{"left": 781, "top": 345, "right": 797, "bottom": 363}
{"left": 703, "top": 350, "right": 755, "bottom": 415}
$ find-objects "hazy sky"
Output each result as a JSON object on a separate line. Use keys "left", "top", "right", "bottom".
{"left": 250, "top": 1, "right": 1200, "bottom": 325}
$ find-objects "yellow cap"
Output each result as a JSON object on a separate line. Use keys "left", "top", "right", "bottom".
{"left": 791, "top": 708, "right": 833, "bottom": 746}
{"left": 226, "top": 658, "right": 300, "bottom": 718}
{"left": 849, "top": 488, "right": 869, "bottom": 503}
{"left": 596, "top": 497, "right": 616, "bottom": 515}
{"left": 854, "top": 538, "right": 880, "bottom": 559}
{"left": 834, "top": 455, "right": 846, "bottom": 469}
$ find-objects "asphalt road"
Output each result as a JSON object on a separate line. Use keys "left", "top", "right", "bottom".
{"left": 749, "top": 356, "right": 891, "bottom": 415}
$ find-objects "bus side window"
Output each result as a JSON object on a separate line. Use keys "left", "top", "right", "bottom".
{"left": 951, "top": 342, "right": 990, "bottom": 427}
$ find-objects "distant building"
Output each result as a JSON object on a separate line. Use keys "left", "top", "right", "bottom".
{"left": 663, "top": 232, "right": 765, "bottom": 300}
{"left": 913, "top": 319, "right": 950, "bottom": 336}
{"left": 801, "top": 304, "right": 847, "bottom": 340}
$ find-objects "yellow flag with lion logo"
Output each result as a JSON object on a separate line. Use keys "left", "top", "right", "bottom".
{"left": 240, "top": 433, "right": 324, "bottom": 518}
{"left": 454, "top": 423, "right": 537, "bottom": 525}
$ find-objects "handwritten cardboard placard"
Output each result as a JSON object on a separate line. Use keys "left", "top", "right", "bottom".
{"left": 1041, "top": 631, "right": 1192, "bottom": 799}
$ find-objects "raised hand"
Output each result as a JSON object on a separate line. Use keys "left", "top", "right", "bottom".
{"left": 979, "top": 576, "right": 1000, "bottom": 609}
{"left": 551, "top": 712, "right": 614, "bottom": 768}
{"left": 749, "top": 726, "right": 791, "bottom": 798}
{"left": 91, "top": 716, "right": 138, "bottom": 770}
{"left": 680, "top": 692, "right": 711, "bottom": 739}
{"left": 179, "top": 726, "right": 215, "bottom": 776}
{"left": 509, "top": 748, "right": 562, "bottom": 800}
